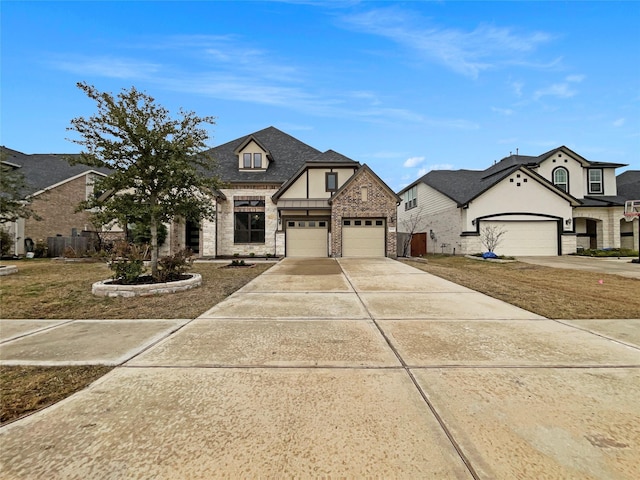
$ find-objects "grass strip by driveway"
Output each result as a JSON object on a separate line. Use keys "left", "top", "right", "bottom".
{"left": 0, "top": 259, "right": 272, "bottom": 319}
{"left": 0, "top": 365, "right": 112, "bottom": 426}
{"left": 0, "top": 259, "right": 272, "bottom": 425}
{"left": 403, "top": 256, "right": 640, "bottom": 319}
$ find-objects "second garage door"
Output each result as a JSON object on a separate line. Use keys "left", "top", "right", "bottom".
{"left": 483, "top": 220, "right": 558, "bottom": 256}
{"left": 286, "top": 219, "right": 328, "bottom": 257}
{"left": 342, "top": 219, "right": 386, "bottom": 257}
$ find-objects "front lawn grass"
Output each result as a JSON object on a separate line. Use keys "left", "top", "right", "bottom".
{"left": 404, "top": 256, "right": 640, "bottom": 319}
{"left": 0, "top": 259, "right": 272, "bottom": 319}
{"left": 0, "top": 259, "right": 272, "bottom": 425}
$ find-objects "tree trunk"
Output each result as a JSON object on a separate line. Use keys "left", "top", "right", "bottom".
{"left": 150, "top": 207, "right": 159, "bottom": 279}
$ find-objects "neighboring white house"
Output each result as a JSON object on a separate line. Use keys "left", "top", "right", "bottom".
{"left": 397, "top": 146, "right": 639, "bottom": 256}
{"left": 165, "top": 127, "right": 401, "bottom": 258}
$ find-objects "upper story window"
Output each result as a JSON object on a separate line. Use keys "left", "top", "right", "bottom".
{"left": 242, "top": 153, "right": 264, "bottom": 169}
{"left": 588, "top": 169, "right": 603, "bottom": 194}
{"left": 552, "top": 167, "right": 569, "bottom": 193}
{"left": 404, "top": 186, "right": 417, "bottom": 210}
{"left": 326, "top": 172, "right": 338, "bottom": 192}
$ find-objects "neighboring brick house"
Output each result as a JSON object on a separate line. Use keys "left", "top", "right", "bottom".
{"left": 397, "top": 146, "right": 638, "bottom": 256}
{"left": 1, "top": 147, "right": 111, "bottom": 256}
{"left": 166, "top": 127, "right": 400, "bottom": 258}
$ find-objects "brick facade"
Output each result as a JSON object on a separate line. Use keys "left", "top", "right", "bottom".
{"left": 23, "top": 174, "right": 96, "bottom": 244}
{"left": 330, "top": 167, "right": 398, "bottom": 258}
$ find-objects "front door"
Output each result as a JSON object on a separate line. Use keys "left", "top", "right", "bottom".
{"left": 186, "top": 221, "right": 200, "bottom": 254}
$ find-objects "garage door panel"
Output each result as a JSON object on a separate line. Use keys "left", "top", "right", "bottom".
{"left": 343, "top": 219, "right": 385, "bottom": 257}
{"left": 484, "top": 220, "right": 558, "bottom": 256}
{"left": 286, "top": 221, "right": 328, "bottom": 257}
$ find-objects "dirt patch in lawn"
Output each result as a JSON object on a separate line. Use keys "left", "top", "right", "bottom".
{"left": 0, "top": 365, "right": 112, "bottom": 426}
{"left": 0, "top": 260, "right": 273, "bottom": 319}
{"left": 403, "top": 256, "right": 640, "bottom": 319}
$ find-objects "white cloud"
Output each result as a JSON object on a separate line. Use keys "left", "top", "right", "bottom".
{"left": 49, "top": 55, "right": 160, "bottom": 79}
{"left": 492, "top": 107, "right": 514, "bottom": 116}
{"left": 510, "top": 80, "right": 524, "bottom": 97}
{"left": 403, "top": 156, "right": 425, "bottom": 167}
{"left": 566, "top": 74, "right": 585, "bottom": 83}
{"left": 613, "top": 118, "right": 625, "bottom": 127}
{"left": 340, "top": 8, "right": 554, "bottom": 78}
{"left": 534, "top": 83, "right": 577, "bottom": 100}
{"left": 417, "top": 163, "right": 454, "bottom": 177}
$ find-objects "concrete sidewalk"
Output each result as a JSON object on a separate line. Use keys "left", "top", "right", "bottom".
{"left": 517, "top": 255, "right": 640, "bottom": 279}
{"left": 1, "top": 258, "right": 639, "bottom": 478}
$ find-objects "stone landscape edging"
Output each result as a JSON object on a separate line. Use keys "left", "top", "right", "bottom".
{"left": 0, "top": 265, "right": 19, "bottom": 276}
{"left": 92, "top": 273, "right": 202, "bottom": 297}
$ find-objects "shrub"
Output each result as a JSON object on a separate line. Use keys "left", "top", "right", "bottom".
{"left": 0, "top": 229, "right": 13, "bottom": 257}
{"left": 156, "top": 249, "right": 194, "bottom": 282}
{"left": 34, "top": 240, "right": 48, "bottom": 258}
{"left": 109, "top": 241, "right": 146, "bottom": 284}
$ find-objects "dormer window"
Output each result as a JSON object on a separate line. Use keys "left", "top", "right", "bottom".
{"left": 242, "top": 152, "right": 264, "bottom": 169}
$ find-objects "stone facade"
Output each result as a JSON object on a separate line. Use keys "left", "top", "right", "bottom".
{"left": 330, "top": 168, "right": 398, "bottom": 258}
{"left": 215, "top": 185, "right": 280, "bottom": 257}
{"left": 24, "top": 174, "right": 96, "bottom": 244}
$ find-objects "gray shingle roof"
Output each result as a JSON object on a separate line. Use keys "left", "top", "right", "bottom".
{"left": 401, "top": 146, "right": 627, "bottom": 206}
{"left": 617, "top": 170, "right": 640, "bottom": 201}
{"left": 1, "top": 146, "right": 112, "bottom": 197}
{"left": 204, "top": 126, "right": 322, "bottom": 184}
{"left": 308, "top": 149, "right": 359, "bottom": 164}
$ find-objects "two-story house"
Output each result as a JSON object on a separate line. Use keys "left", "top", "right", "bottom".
{"left": 397, "top": 146, "right": 638, "bottom": 256}
{"left": 164, "top": 127, "right": 401, "bottom": 258}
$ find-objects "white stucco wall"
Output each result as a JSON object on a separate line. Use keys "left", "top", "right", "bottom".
{"left": 466, "top": 171, "right": 573, "bottom": 231}
{"left": 280, "top": 167, "right": 356, "bottom": 200}
{"left": 536, "top": 152, "right": 586, "bottom": 198}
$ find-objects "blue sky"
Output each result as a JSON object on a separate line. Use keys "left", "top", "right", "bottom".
{"left": 2, "top": 1, "right": 639, "bottom": 190}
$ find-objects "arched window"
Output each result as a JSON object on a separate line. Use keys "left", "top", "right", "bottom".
{"left": 553, "top": 167, "right": 569, "bottom": 193}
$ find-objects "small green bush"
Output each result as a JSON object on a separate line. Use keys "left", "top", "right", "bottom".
{"left": 574, "top": 248, "right": 638, "bottom": 257}
{"left": 109, "top": 241, "right": 145, "bottom": 284}
{"left": 34, "top": 240, "right": 48, "bottom": 258}
{"left": 0, "top": 229, "right": 13, "bottom": 257}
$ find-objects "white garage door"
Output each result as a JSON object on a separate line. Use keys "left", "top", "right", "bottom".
{"left": 483, "top": 220, "right": 558, "bottom": 256}
{"left": 342, "top": 219, "right": 385, "bottom": 257}
{"left": 286, "top": 219, "right": 328, "bottom": 257}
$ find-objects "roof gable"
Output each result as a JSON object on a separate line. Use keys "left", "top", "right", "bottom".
{"left": 1, "top": 146, "right": 112, "bottom": 198}
{"left": 205, "top": 126, "right": 321, "bottom": 184}
{"left": 330, "top": 164, "right": 401, "bottom": 204}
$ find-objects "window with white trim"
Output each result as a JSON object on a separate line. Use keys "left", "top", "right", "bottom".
{"left": 404, "top": 186, "right": 417, "bottom": 210}
{"left": 588, "top": 169, "right": 603, "bottom": 194}
{"left": 552, "top": 167, "right": 568, "bottom": 192}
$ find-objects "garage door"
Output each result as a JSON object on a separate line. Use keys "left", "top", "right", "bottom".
{"left": 483, "top": 220, "right": 558, "bottom": 256}
{"left": 286, "top": 219, "right": 328, "bottom": 257}
{"left": 342, "top": 219, "right": 385, "bottom": 257}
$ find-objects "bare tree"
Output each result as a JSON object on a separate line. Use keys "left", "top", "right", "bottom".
{"left": 480, "top": 224, "right": 507, "bottom": 253}
{"left": 400, "top": 208, "right": 428, "bottom": 256}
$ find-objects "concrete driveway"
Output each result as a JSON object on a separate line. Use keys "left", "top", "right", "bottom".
{"left": 1, "top": 258, "right": 639, "bottom": 479}
{"left": 517, "top": 255, "right": 640, "bottom": 279}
